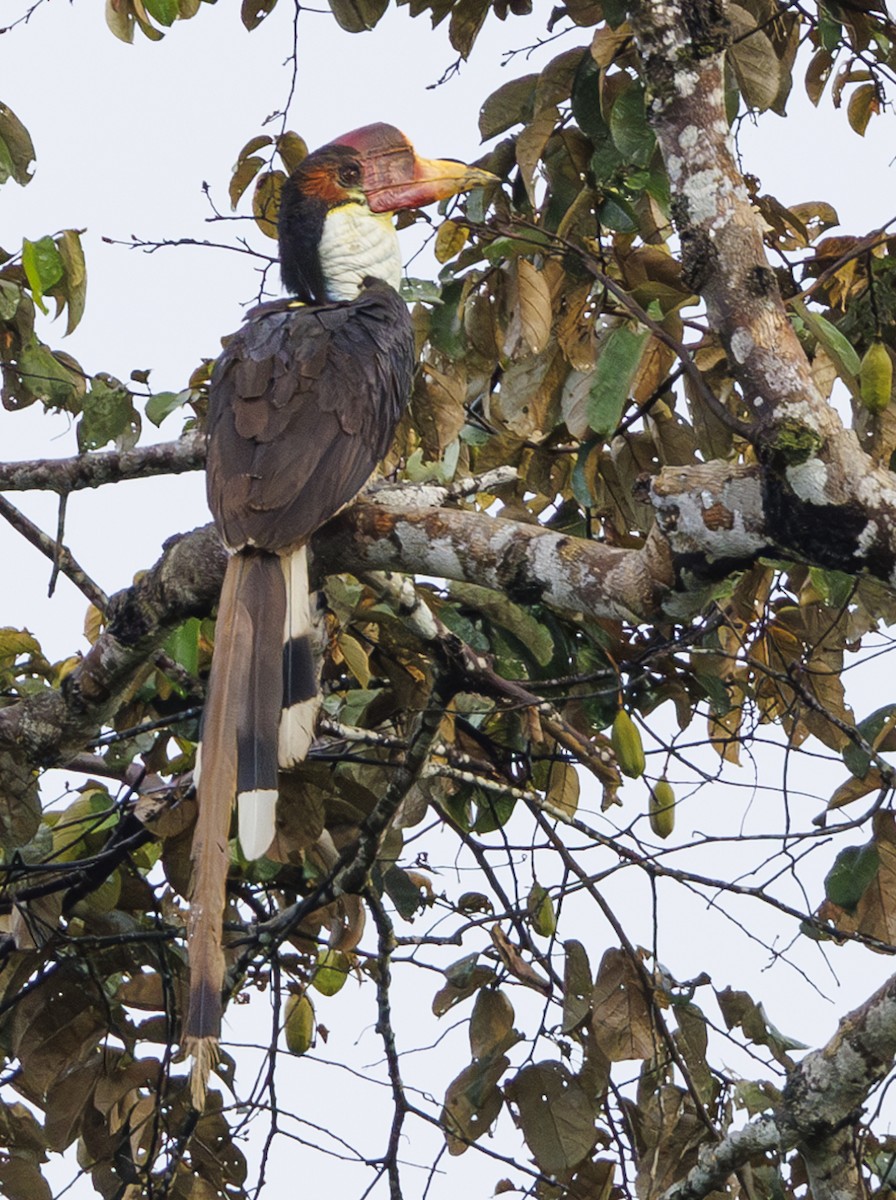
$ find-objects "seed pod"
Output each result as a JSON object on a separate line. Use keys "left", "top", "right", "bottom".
{"left": 611, "top": 709, "right": 645, "bottom": 779}
{"left": 860, "top": 340, "right": 893, "bottom": 413}
{"left": 649, "top": 777, "right": 676, "bottom": 839}
{"left": 284, "top": 993, "right": 315, "bottom": 1056}
{"left": 312, "top": 948, "right": 350, "bottom": 996}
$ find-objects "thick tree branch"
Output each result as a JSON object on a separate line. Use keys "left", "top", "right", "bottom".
{"left": 664, "top": 968, "right": 896, "bottom": 1200}
{"left": 629, "top": 0, "right": 896, "bottom": 589}
{"left": 0, "top": 485, "right": 671, "bottom": 768}
{"left": 0, "top": 432, "right": 206, "bottom": 495}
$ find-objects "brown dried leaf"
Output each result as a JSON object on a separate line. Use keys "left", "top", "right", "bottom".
{"left": 516, "top": 106, "right": 558, "bottom": 205}
{"left": 490, "top": 925, "right": 551, "bottom": 994}
{"left": 516, "top": 259, "right": 552, "bottom": 354}
{"left": 591, "top": 947, "right": 655, "bottom": 1061}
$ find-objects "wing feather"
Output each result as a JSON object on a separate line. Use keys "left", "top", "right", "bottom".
{"left": 207, "top": 281, "right": 412, "bottom": 553}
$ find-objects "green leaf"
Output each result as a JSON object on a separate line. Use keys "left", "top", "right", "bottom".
{"left": 450, "top": 582, "right": 554, "bottom": 667}
{"left": 145, "top": 390, "right": 185, "bottom": 426}
{"left": 596, "top": 191, "right": 638, "bottom": 233}
{"left": 143, "top": 0, "right": 179, "bottom": 24}
{"left": 843, "top": 704, "right": 896, "bottom": 780}
{"left": 0, "top": 279, "right": 21, "bottom": 321}
{"left": 22, "top": 236, "right": 64, "bottom": 312}
{"left": 164, "top": 617, "right": 200, "bottom": 680}
{"left": 792, "top": 299, "right": 861, "bottom": 397}
{"left": 818, "top": 6, "right": 842, "bottom": 51}
{"left": 609, "top": 85, "right": 655, "bottom": 167}
{"left": 17, "top": 342, "right": 80, "bottom": 407}
{"left": 0, "top": 103, "right": 35, "bottom": 187}
{"left": 807, "top": 566, "right": 854, "bottom": 609}
{"left": 587, "top": 324, "right": 649, "bottom": 435}
{"left": 77, "top": 379, "right": 138, "bottom": 450}
{"left": 824, "top": 843, "right": 880, "bottom": 912}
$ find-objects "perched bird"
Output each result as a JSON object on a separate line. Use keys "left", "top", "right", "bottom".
{"left": 185, "top": 123, "right": 495, "bottom": 1103}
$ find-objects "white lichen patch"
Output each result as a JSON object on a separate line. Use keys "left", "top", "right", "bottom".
{"left": 856, "top": 519, "right": 879, "bottom": 558}
{"left": 679, "top": 125, "right": 699, "bottom": 150}
{"left": 675, "top": 69, "right": 700, "bottom": 98}
{"left": 683, "top": 169, "right": 730, "bottom": 227}
{"left": 785, "top": 459, "right": 829, "bottom": 505}
{"left": 730, "top": 329, "right": 754, "bottom": 365}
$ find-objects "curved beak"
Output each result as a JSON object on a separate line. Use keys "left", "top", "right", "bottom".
{"left": 332, "top": 122, "right": 498, "bottom": 213}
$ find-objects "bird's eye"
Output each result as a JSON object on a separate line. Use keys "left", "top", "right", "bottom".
{"left": 339, "top": 163, "right": 361, "bottom": 187}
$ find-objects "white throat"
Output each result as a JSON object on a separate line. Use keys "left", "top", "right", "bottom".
{"left": 318, "top": 203, "right": 402, "bottom": 301}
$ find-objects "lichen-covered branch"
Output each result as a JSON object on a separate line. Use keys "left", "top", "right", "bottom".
{"left": 0, "top": 432, "right": 206, "bottom": 495}
{"left": 0, "top": 485, "right": 671, "bottom": 769}
{"left": 663, "top": 968, "right": 896, "bottom": 1200}
{"left": 629, "top": 0, "right": 896, "bottom": 587}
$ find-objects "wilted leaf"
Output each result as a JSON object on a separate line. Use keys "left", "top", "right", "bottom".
{"left": 17, "top": 342, "right": 81, "bottom": 409}
{"left": 728, "top": 5, "right": 783, "bottom": 113}
{"left": 546, "top": 760, "right": 580, "bottom": 819}
{"left": 328, "top": 0, "right": 388, "bottom": 32}
{"left": 490, "top": 925, "right": 550, "bottom": 994}
{"left": 229, "top": 154, "right": 266, "bottom": 210}
{"left": 432, "top": 953, "right": 496, "bottom": 1015}
{"left": 516, "top": 258, "right": 552, "bottom": 353}
{"left": 241, "top": 0, "right": 277, "bottom": 28}
{"left": 470, "top": 988, "right": 515, "bottom": 1060}
{"left": 57, "top": 230, "right": 87, "bottom": 335}
{"left": 78, "top": 379, "right": 139, "bottom": 451}
{"left": 435, "top": 219, "right": 469, "bottom": 264}
{"left": 562, "top": 939, "right": 592, "bottom": 1033}
{"left": 252, "top": 170, "right": 285, "bottom": 239}
{"left": 442, "top": 1054, "right": 507, "bottom": 1154}
{"left": 591, "top": 947, "right": 655, "bottom": 1061}
{"left": 716, "top": 987, "right": 806, "bottom": 1067}
{"left": 479, "top": 74, "right": 537, "bottom": 140}
{"left": 505, "top": 1061, "right": 597, "bottom": 1174}
{"left": 0, "top": 103, "right": 35, "bottom": 186}
{"left": 449, "top": 0, "right": 489, "bottom": 57}
{"left": 848, "top": 82, "right": 879, "bottom": 136}
{"left": 516, "top": 106, "right": 558, "bottom": 204}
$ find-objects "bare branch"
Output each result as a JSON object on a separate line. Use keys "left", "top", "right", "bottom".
{"left": 0, "top": 432, "right": 206, "bottom": 495}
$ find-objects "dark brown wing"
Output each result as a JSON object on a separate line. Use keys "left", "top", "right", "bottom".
{"left": 206, "top": 280, "right": 413, "bottom": 552}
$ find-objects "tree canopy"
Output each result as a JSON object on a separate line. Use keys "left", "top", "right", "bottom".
{"left": 3, "top": 1, "right": 896, "bottom": 1197}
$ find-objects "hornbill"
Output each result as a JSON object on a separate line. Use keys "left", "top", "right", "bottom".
{"left": 186, "top": 123, "right": 495, "bottom": 1102}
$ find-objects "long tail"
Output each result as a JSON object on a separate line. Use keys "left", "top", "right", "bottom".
{"left": 186, "top": 549, "right": 285, "bottom": 1106}
{"left": 278, "top": 544, "right": 318, "bottom": 769}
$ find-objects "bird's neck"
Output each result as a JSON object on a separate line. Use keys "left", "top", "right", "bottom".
{"left": 317, "top": 203, "right": 401, "bottom": 301}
